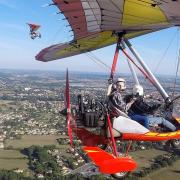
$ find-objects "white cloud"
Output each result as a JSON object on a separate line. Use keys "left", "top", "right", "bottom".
{"left": 0, "top": 22, "right": 25, "bottom": 32}
{"left": 0, "top": 0, "right": 17, "bottom": 9}
{"left": 0, "top": 41, "right": 22, "bottom": 50}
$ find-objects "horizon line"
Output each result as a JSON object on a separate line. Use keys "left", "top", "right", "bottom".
{"left": 0, "top": 68, "right": 178, "bottom": 77}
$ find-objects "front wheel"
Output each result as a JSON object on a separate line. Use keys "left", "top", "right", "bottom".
{"left": 111, "top": 171, "right": 130, "bottom": 179}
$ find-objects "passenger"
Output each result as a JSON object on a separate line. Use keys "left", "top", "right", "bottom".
{"left": 30, "top": 30, "right": 41, "bottom": 39}
{"left": 128, "top": 85, "right": 176, "bottom": 131}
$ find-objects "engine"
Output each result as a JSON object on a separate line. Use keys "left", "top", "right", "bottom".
{"left": 76, "top": 94, "right": 105, "bottom": 128}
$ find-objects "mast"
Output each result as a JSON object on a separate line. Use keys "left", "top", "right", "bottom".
{"left": 127, "top": 59, "right": 140, "bottom": 85}
{"left": 121, "top": 42, "right": 140, "bottom": 86}
{"left": 124, "top": 39, "right": 169, "bottom": 101}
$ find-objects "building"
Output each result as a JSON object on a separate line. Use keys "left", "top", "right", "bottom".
{"left": 0, "top": 136, "right": 4, "bottom": 149}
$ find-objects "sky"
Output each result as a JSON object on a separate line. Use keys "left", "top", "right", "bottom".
{"left": 0, "top": 0, "right": 180, "bottom": 76}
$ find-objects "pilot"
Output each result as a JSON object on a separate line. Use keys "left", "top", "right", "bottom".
{"left": 108, "top": 78, "right": 135, "bottom": 118}
{"left": 30, "top": 32, "right": 41, "bottom": 39}
{"left": 128, "top": 85, "right": 177, "bottom": 131}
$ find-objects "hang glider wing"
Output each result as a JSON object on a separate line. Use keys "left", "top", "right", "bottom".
{"left": 28, "top": 23, "right": 41, "bottom": 32}
{"left": 36, "top": 0, "right": 180, "bottom": 62}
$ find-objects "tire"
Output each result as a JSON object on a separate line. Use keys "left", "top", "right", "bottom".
{"left": 170, "top": 139, "right": 180, "bottom": 148}
{"left": 111, "top": 171, "right": 130, "bottom": 179}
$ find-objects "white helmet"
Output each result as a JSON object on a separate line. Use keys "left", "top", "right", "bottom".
{"left": 117, "top": 78, "right": 125, "bottom": 83}
{"left": 116, "top": 78, "right": 126, "bottom": 91}
{"left": 133, "top": 85, "right": 144, "bottom": 96}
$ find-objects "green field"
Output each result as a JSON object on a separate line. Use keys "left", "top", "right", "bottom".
{"left": 0, "top": 135, "right": 69, "bottom": 171}
{"left": 0, "top": 149, "right": 26, "bottom": 159}
{"left": 2, "top": 136, "right": 179, "bottom": 179}
{"left": 0, "top": 100, "right": 17, "bottom": 107}
{"left": 130, "top": 149, "right": 167, "bottom": 169}
{"left": 5, "top": 135, "right": 67, "bottom": 149}
{"left": 0, "top": 149, "right": 28, "bottom": 170}
{"left": 0, "top": 159, "right": 29, "bottom": 170}
{"left": 141, "top": 159, "right": 180, "bottom": 180}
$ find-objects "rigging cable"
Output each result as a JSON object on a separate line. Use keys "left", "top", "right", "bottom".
{"left": 86, "top": 53, "right": 106, "bottom": 71}
{"left": 172, "top": 38, "right": 180, "bottom": 98}
{"left": 139, "top": 28, "right": 179, "bottom": 95}
{"left": 84, "top": 52, "right": 112, "bottom": 88}
{"left": 49, "top": 23, "right": 66, "bottom": 44}
{"left": 88, "top": 52, "right": 111, "bottom": 70}
{"left": 85, "top": 52, "right": 111, "bottom": 72}
{"left": 153, "top": 28, "right": 179, "bottom": 74}
{"left": 121, "top": 48, "right": 157, "bottom": 87}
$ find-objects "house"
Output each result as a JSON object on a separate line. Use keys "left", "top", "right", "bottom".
{"left": 14, "top": 169, "right": 24, "bottom": 173}
{"left": 37, "top": 174, "right": 44, "bottom": 179}
{"left": 0, "top": 142, "right": 4, "bottom": 149}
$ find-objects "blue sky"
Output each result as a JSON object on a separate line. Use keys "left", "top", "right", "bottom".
{"left": 0, "top": 0, "right": 180, "bottom": 75}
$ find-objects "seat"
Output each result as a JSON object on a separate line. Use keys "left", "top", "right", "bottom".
{"left": 107, "top": 116, "right": 149, "bottom": 137}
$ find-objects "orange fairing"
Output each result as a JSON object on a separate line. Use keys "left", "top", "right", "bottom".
{"left": 122, "top": 131, "right": 180, "bottom": 141}
{"left": 83, "top": 146, "right": 137, "bottom": 174}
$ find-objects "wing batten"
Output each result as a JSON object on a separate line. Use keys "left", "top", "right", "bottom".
{"left": 81, "top": 0, "right": 101, "bottom": 33}
{"left": 53, "top": 0, "right": 91, "bottom": 38}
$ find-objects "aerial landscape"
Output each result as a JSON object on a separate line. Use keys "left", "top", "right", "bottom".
{"left": 0, "top": 69, "right": 179, "bottom": 179}
{"left": 1, "top": 0, "right": 180, "bottom": 180}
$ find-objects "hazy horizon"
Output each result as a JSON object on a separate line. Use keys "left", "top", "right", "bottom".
{"left": 0, "top": 1, "right": 180, "bottom": 76}
{"left": 1, "top": 68, "right": 179, "bottom": 78}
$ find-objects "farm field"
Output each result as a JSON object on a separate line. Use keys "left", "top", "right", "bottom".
{"left": 0, "top": 149, "right": 28, "bottom": 170}
{"left": 1, "top": 135, "right": 179, "bottom": 180}
{"left": 0, "top": 159, "right": 28, "bottom": 170}
{"left": 0, "top": 149, "right": 26, "bottom": 159}
{"left": 141, "top": 159, "right": 180, "bottom": 180}
{"left": 5, "top": 135, "right": 67, "bottom": 149}
{"left": 130, "top": 149, "right": 167, "bottom": 169}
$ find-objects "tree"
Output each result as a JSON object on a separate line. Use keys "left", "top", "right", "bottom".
{"left": 35, "top": 162, "right": 44, "bottom": 174}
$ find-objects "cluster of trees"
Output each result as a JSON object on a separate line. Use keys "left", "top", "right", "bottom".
{"left": 116, "top": 141, "right": 154, "bottom": 153}
{"left": 0, "top": 170, "right": 32, "bottom": 180}
{"left": 57, "top": 138, "right": 68, "bottom": 145}
{"left": 21, "top": 145, "right": 62, "bottom": 179}
{"left": 3, "top": 120, "right": 17, "bottom": 127}
{"left": 132, "top": 153, "right": 179, "bottom": 178}
{"left": 67, "top": 174, "right": 106, "bottom": 180}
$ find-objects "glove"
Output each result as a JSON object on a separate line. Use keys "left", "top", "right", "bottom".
{"left": 151, "top": 103, "right": 161, "bottom": 110}
{"left": 165, "top": 98, "right": 172, "bottom": 109}
{"left": 124, "top": 94, "right": 134, "bottom": 103}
